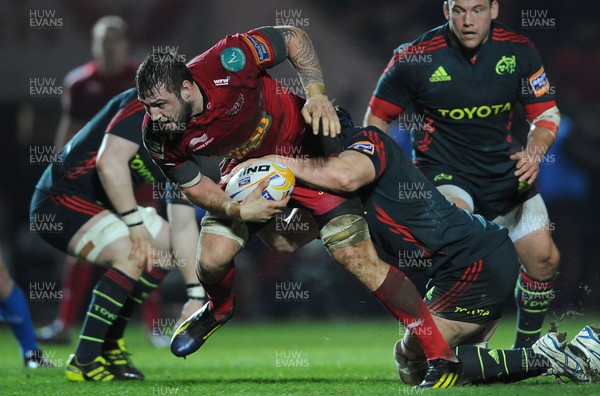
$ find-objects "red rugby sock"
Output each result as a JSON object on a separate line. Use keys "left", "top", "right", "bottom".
{"left": 202, "top": 265, "right": 235, "bottom": 319}
{"left": 373, "top": 266, "right": 454, "bottom": 361}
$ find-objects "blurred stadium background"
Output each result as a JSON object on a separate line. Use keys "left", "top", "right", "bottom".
{"left": 0, "top": 0, "right": 599, "bottom": 332}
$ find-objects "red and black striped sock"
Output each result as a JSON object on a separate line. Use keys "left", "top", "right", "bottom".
{"left": 75, "top": 268, "right": 135, "bottom": 363}
{"left": 104, "top": 267, "right": 170, "bottom": 348}
{"left": 373, "top": 266, "right": 454, "bottom": 361}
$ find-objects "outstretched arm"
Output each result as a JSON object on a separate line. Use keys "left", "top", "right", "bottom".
{"left": 274, "top": 25, "right": 340, "bottom": 138}
{"left": 232, "top": 151, "right": 376, "bottom": 194}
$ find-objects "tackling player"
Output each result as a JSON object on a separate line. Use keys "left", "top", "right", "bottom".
{"left": 366, "top": 0, "right": 561, "bottom": 348}
{"left": 136, "top": 26, "right": 461, "bottom": 387}
{"left": 251, "top": 125, "right": 598, "bottom": 385}
{"left": 30, "top": 88, "right": 207, "bottom": 381}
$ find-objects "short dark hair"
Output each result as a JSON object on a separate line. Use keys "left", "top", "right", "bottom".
{"left": 135, "top": 51, "right": 193, "bottom": 100}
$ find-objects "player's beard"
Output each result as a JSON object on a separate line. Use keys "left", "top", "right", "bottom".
{"left": 165, "top": 96, "right": 193, "bottom": 133}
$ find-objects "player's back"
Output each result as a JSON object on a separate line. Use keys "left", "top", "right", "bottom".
{"left": 36, "top": 88, "right": 141, "bottom": 195}
{"left": 347, "top": 128, "right": 508, "bottom": 275}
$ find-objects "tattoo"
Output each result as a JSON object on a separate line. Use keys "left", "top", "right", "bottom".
{"left": 276, "top": 26, "right": 324, "bottom": 88}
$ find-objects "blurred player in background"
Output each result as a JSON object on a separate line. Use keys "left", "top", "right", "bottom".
{"left": 31, "top": 88, "right": 202, "bottom": 381}
{"left": 137, "top": 26, "right": 461, "bottom": 388}
{"left": 37, "top": 15, "right": 166, "bottom": 347}
{"left": 249, "top": 124, "right": 598, "bottom": 386}
{"left": 0, "top": 247, "right": 52, "bottom": 368}
{"left": 365, "top": 0, "right": 561, "bottom": 348}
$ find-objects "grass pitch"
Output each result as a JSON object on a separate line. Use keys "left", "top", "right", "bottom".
{"left": 1, "top": 316, "right": 599, "bottom": 395}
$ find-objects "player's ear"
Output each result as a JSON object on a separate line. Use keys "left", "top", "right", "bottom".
{"left": 443, "top": 1, "right": 450, "bottom": 20}
{"left": 181, "top": 80, "right": 193, "bottom": 99}
{"left": 490, "top": 0, "right": 499, "bottom": 19}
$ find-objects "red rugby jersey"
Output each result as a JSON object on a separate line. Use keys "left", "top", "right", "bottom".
{"left": 143, "top": 27, "right": 307, "bottom": 188}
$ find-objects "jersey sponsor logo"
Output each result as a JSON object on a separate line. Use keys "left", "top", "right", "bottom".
{"left": 453, "top": 306, "right": 491, "bottom": 317}
{"left": 433, "top": 173, "right": 453, "bottom": 182}
{"left": 189, "top": 133, "right": 215, "bottom": 151}
{"left": 529, "top": 66, "right": 550, "bottom": 97}
{"left": 242, "top": 34, "right": 272, "bottom": 64}
{"left": 213, "top": 76, "right": 231, "bottom": 86}
{"left": 438, "top": 102, "right": 511, "bottom": 120}
{"left": 220, "top": 47, "right": 246, "bottom": 72}
{"left": 348, "top": 141, "right": 374, "bottom": 155}
{"left": 129, "top": 153, "right": 156, "bottom": 183}
{"left": 429, "top": 66, "right": 451, "bottom": 82}
{"left": 495, "top": 55, "right": 516, "bottom": 75}
{"left": 225, "top": 111, "right": 272, "bottom": 159}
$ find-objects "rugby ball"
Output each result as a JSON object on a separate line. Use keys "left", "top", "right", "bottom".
{"left": 225, "top": 160, "right": 295, "bottom": 202}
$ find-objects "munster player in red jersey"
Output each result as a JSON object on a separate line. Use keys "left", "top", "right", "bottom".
{"left": 366, "top": 0, "right": 561, "bottom": 348}
{"left": 136, "top": 25, "right": 460, "bottom": 387}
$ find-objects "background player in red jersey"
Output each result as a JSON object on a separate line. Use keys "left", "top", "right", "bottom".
{"left": 54, "top": 16, "right": 138, "bottom": 148}
{"left": 365, "top": 0, "right": 561, "bottom": 348}
{"left": 136, "top": 26, "right": 461, "bottom": 387}
{"left": 37, "top": 16, "right": 165, "bottom": 347}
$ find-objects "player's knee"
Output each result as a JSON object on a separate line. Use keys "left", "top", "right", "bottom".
{"left": 320, "top": 214, "right": 370, "bottom": 253}
{"left": 197, "top": 253, "right": 230, "bottom": 282}
{"left": 528, "top": 243, "right": 560, "bottom": 278}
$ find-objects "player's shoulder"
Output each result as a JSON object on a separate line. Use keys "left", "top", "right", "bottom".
{"left": 395, "top": 24, "right": 447, "bottom": 54}
{"left": 490, "top": 21, "right": 533, "bottom": 48}
{"left": 113, "top": 87, "right": 139, "bottom": 105}
{"left": 64, "top": 61, "right": 97, "bottom": 88}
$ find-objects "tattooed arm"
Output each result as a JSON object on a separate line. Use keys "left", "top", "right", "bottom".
{"left": 274, "top": 25, "right": 341, "bottom": 137}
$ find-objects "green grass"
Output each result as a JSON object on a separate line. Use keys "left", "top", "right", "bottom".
{"left": 1, "top": 316, "right": 599, "bottom": 395}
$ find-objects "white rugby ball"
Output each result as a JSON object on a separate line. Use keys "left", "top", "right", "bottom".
{"left": 225, "top": 160, "right": 295, "bottom": 202}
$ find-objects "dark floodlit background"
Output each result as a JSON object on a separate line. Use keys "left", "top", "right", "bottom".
{"left": 1, "top": 0, "right": 599, "bottom": 325}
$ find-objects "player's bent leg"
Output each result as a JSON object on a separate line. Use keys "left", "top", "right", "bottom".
{"left": 171, "top": 214, "right": 246, "bottom": 358}
{"left": 396, "top": 316, "right": 492, "bottom": 386}
{"left": 66, "top": 208, "right": 165, "bottom": 381}
{"left": 102, "top": 215, "right": 171, "bottom": 380}
{"left": 495, "top": 195, "right": 560, "bottom": 348}
{"left": 321, "top": 214, "right": 458, "bottom": 388}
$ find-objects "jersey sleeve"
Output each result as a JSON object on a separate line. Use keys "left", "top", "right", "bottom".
{"left": 244, "top": 27, "right": 287, "bottom": 68}
{"left": 142, "top": 115, "right": 203, "bottom": 189}
{"left": 369, "top": 45, "right": 415, "bottom": 122}
{"left": 214, "top": 27, "right": 287, "bottom": 77}
{"left": 518, "top": 42, "right": 556, "bottom": 108}
{"left": 344, "top": 128, "right": 389, "bottom": 179}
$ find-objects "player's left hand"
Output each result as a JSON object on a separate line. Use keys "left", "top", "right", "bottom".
{"left": 510, "top": 148, "right": 543, "bottom": 186}
{"left": 301, "top": 94, "right": 341, "bottom": 138}
{"left": 128, "top": 224, "right": 157, "bottom": 272}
